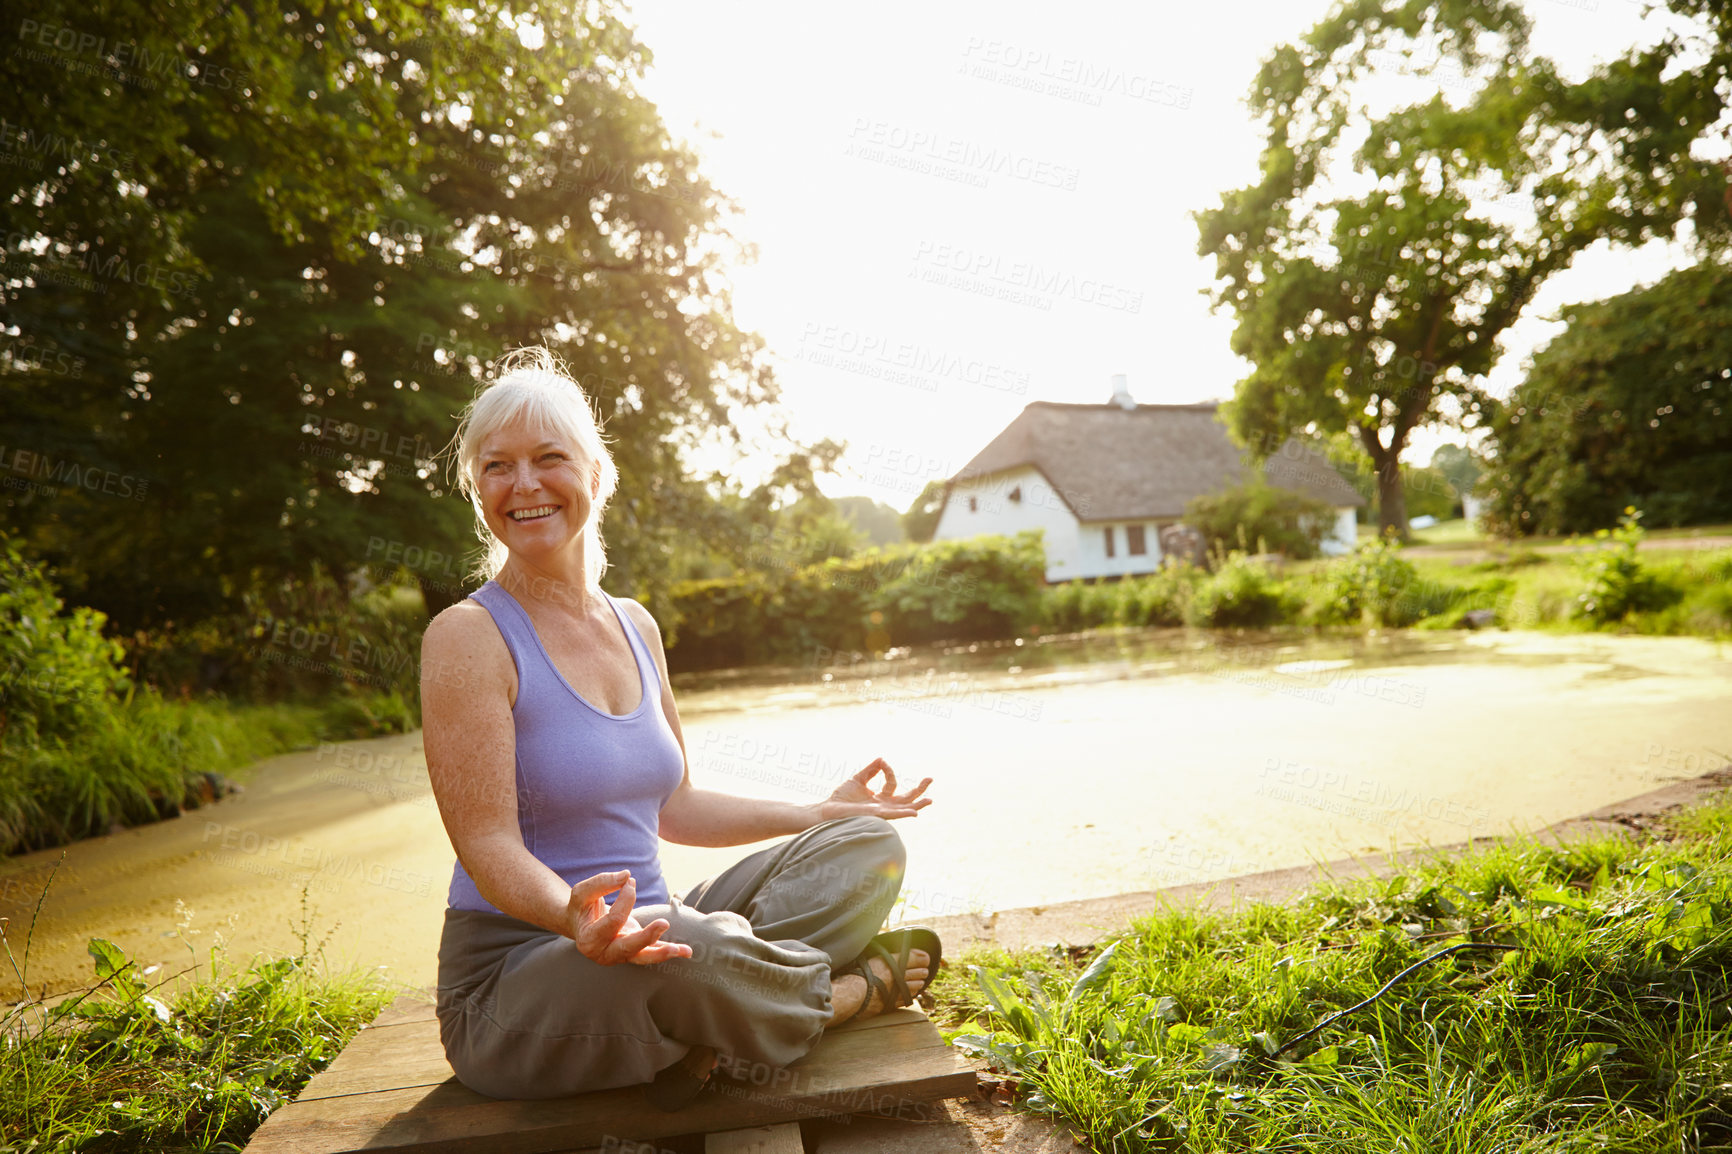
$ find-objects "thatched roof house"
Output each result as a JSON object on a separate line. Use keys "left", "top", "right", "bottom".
{"left": 933, "top": 386, "right": 1366, "bottom": 581}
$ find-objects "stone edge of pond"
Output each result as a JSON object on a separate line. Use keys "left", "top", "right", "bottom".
{"left": 927, "top": 764, "right": 1732, "bottom": 954}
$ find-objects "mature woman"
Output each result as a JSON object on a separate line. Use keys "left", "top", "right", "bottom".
{"left": 420, "top": 350, "right": 939, "bottom": 1106}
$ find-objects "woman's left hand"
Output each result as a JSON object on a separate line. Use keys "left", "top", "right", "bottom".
{"left": 818, "top": 758, "right": 932, "bottom": 821}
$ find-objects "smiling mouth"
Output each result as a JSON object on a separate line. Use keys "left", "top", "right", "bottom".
{"left": 507, "top": 505, "right": 559, "bottom": 522}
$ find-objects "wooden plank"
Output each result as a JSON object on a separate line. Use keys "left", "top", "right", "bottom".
{"left": 245, "top": 1017, "right": 974, "bottom": 1154}
{"left": 704, "top": 1122, "right": 803, "bottom": 1154}
{"left": 369, "top": 994, "right": 439, "bottom": 1029}
{"left": 299, "top": 1005, "right": 930, "bottom": 1102}
{"left": 297, "top": 1016, "right": 955, "bottom": 1103}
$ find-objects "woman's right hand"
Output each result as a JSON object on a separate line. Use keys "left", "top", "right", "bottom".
{"left": 567, "top": 871, "right": 693, "bottom": 966}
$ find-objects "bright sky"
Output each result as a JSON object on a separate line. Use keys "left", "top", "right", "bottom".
{"left": 627, "top": 0, "right": 1692, "bottom": 510}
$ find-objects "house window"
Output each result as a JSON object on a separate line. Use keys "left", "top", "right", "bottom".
{"left": 1127, "top": 525, "right": 1147, "bottom": 556}
{"left": 967, "top": 496, "right": 978, "bottom": 513}
{"left": 1008, "top": 485, "right": 1021, "bottom": 504}
{"left": 1104, "top": 526, "right": 1115, "bottom": 558}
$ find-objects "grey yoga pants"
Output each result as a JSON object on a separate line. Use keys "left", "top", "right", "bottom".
{"left": 435, "top": 816, "right": 907, "bottom": 1099}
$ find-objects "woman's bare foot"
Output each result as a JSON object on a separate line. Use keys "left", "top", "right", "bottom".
{"left": 828, "top": 948, "right": 929, "bottom": 1026}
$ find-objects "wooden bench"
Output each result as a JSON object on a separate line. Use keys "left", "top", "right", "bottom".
{"left": 243, "top": 996, "right": 977, "bottom": 1154}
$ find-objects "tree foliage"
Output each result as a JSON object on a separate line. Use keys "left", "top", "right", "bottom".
{"left": 1430, "top": 443, "right": 1483, "bottom": 504}
{"left": 1195, "top": 0, "right": 1730, "bottom": 538}
{"left": 900, "top": 480, "right": 946, "bottom": 544}
{"left": 1183, "top": 481, "right": 1333, "bottom": 560}
{"left": 1484, "top": 262, "right": 1732, "bottom": 536}
{"left": 0, "top": 0, "right": 782, "bottom": 635}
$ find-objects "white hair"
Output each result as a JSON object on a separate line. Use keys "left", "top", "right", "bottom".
{"left": 450, "top": 347, "right": 619, "bottom": 586}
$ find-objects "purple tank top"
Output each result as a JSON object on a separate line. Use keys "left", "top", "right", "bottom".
{"left": 446, "top": 581, "right": 686, "bottom": 913}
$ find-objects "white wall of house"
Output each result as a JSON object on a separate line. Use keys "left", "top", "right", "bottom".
{"left": 1074, "top": 520, "right": 1165, "bottom": 579}
{"left": 1320, "top": 508, "right": 1358, "bottom": 556}
{"left": 1462, "top": 493, "right": 1485, "bottom": 526}
{"left": 933, "top": 467, "right": 1081, "bottom": 583}
{"left": 936, "top": 469, "right": 1363, "bottom": 577}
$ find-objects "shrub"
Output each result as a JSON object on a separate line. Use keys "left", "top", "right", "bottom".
{"left": 0, "top": 538, "right": 400, "bottom": 855}
{"left": 1121, "top": 564, "right": 1199, "bottom": 627}
{"left": 1040, "top": 579, "right": 1119, "bottom": 632}
{"left": 0, "top": 534, "right": 130, "bottom": 749}
{"left": 1038, "top": 565, "right": 1200, "bottom": 632}
{"left": 872, "top": 532, "right": 1046, "bottom": 645}
{"left": 1184, "top": 481, "right": 1333, "bottom": 560}
{"left": 1573, "top": 508, "right": 1681, "bottom": 625}
{"left": 129, "top": 567, "right": 429, "bottom": 707}
{"left": 1322, "top": 537, "right": 1428, "bottom": 626}
{"left": 666, "top": 533, "right": 1047, "bottom": 670}
{"left": 1188, "top": 552, "right": 1292, "bottom": 627}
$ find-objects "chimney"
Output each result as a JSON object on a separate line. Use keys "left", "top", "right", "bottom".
{"left": 1110, "top": 373, "right": 1135, "bottom": 411}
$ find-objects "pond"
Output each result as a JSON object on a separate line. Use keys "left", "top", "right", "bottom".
{"left": 2, "top": 628, "right": 1727, "bottom": 1002}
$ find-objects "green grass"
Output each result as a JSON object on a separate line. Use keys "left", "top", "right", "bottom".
{"left": 0, "top": 888, "right": 392, "bottom": 1153}
{"left": 933, "top": 790, "right": 1732, "bottom": 1152}
{"left": 1406, "top": 518, "right": 1482, "bottom": 546}
{"left": 1050, "top": 539, "right": 1732, "bottom": 638}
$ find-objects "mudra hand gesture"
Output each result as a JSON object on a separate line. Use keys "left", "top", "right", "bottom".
{"left": 818, "top": 758, "right": 932, "bottom": 821}
{"left": 567, "top": 871, "right": 694, "bottom": 966}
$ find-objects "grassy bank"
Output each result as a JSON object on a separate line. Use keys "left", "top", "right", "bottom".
{"left": 2, "top": 536, "right": 420, "bottom": 857}
{"left": 0, "top": 893, "right": 391, "bottom": 1153}
{"left": 1046, "top": 533, "right": 1732, "bottom": 638}
{"left": 934, "top": 789, "right": 1732, "bottom": 1152}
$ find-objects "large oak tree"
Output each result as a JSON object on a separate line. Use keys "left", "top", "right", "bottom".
{"left": 1, "top": 0, "right": 777, "bottom": 631}
{"left": 1195, "top": 0, "right": 1729, "bottom": 536}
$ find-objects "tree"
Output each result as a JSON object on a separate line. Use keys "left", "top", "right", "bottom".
{"left": 0, "top": 0, "right": 785, "bottom": 633}
{"left": 1430, "top": 443, "right": 1483, "bottom": 507}
{"left": 900, "top": 480, "right": 946, "bottom": 544}
{"left": 1183, "top": 481, "right": 1332, "bottom": 560}
{"left": 1194, "top": 0, "right": 1726, "bottom": 539}
{"left": 832, "top": 497, "right": 904, "bottom": 547}
{"left": 1483, "top": 261, "right": 1732, "bottom": 536}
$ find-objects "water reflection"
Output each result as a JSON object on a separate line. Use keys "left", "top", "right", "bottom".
{"left": 674, "top": 627, "right": 1522, "bottom": 717}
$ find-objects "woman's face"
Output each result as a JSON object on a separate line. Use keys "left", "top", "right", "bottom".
{"left": 475, "top": 422, "right": 598, "bottom": 563}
